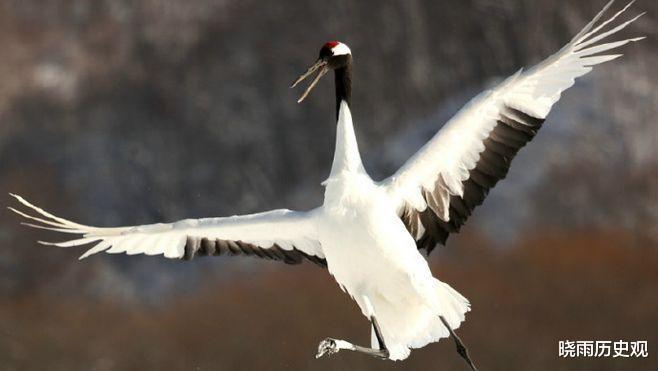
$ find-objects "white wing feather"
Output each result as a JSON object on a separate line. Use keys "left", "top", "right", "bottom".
{"left": 9, "top": 194, "right": 323, "bottom": 262}
{"left": 383, "top": 1, "right": 643, "bottom": 222}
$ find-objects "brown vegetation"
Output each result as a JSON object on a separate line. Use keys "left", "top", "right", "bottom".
{"left": 1, "top": 230, "right": 656, "bottom": 371}
{"left": 0, "top": 1, "right": 656, "bottom": 370}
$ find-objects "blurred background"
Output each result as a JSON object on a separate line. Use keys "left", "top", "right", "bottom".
{"left": 1, "top": 0, "right": 657, "bottom": 370}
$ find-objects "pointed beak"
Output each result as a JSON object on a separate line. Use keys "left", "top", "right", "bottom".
{"left": 290, "top": 59, "right": 329, "bottom": 103}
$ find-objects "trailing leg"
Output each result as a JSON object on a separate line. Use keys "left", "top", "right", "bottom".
{"left": 439, "top": 315, "right": 478, "bottom": 371}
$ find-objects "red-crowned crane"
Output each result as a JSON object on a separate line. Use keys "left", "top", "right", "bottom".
{"left": 10, "top": 2, "right": 643, "bottom": 369}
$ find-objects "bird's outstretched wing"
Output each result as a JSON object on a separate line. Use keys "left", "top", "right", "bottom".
{"left": 8, "top": 194, "right": 326, "bottom": 267}
{"left": 380, "top": 1, "right": 644, "bottom": 254}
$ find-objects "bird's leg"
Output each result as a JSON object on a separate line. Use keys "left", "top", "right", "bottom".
{"left": 439, "top": 316, "right": 478, "bottom": 371}
{"left": 315, "top": 338, "right": 389, "bottom": 359}
{"left": 316, "top": 316, "right": 390, "bottom": 360}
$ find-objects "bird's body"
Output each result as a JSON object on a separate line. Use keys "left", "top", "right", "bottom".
{"left": 10, "top": 1, "right": 643, "bottom": 368}
{"left": 318, "top": 101, "right": 469, "bottom": 360}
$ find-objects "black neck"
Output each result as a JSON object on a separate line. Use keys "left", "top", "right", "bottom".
{"left": 334, "top": 56, "right": 352, "bottom": 119}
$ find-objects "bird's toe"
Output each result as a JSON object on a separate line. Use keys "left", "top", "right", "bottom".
{"left": 315, "top": 338, "right": 339, "bottom": 358}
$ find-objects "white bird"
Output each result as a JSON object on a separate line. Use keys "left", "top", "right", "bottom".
{"left": 9, "top": 2, "right": 643, "bottom": 369}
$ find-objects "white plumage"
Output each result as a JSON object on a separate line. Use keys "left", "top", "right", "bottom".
{"left": 384, "top": 1, "right": 644, "bottom": 229}
{"left": 10, "top": 1, "right": 642, "bottom": 365}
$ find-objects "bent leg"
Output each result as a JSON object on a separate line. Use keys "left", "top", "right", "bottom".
{"left": 316, "top": 316, "right": 389, "bottom": 360}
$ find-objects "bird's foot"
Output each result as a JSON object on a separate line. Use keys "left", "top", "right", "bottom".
{"left": 315, "top": 338, "right": 340, "bottom": 359}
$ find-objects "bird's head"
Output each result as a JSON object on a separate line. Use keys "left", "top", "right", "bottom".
{"left": 291, "top": 41, "right": 352, "bottom": 103}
